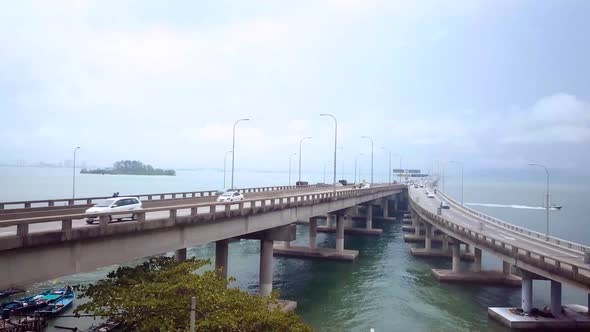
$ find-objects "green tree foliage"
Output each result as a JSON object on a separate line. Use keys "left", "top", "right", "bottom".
{"left": 81, "top": 160, "right": 175, "bottom": 176}
{"left": 74, "top": 257, "right": 311, "bottom": 332}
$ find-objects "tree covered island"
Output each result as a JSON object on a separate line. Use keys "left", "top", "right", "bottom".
{"left": 81, "top": 160, "right": 176, "bottom": 176}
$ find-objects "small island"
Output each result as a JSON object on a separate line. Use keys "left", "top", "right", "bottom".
{"left": 81, "top": 160, "right": 176, "bottom": 176}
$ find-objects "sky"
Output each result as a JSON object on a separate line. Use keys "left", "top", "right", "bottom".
{"left": 1, "top": 0, "right": 589, "bottom": 177}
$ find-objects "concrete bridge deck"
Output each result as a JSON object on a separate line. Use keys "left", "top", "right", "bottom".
{"left": 0, "top": 184, "right": 404, "bottom": 289}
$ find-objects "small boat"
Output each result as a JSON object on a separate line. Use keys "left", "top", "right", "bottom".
{"left": 84, "top": 321, "right": 120, "bottom": 332}
{"left": 550, "top": 205, "right": 562, "bottom": 210}
{"left": 36, "top": 286, "right": 75, "bottom": 317}
{"left": 0, "top": 288, "right": 24, "bottom": 299}
{"left": 1, "top": 287, "right": 68, "bottom": 314}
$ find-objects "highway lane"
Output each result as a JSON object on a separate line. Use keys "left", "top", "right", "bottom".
{"left": 0, "top": 185, "right": 350, "bottom": 221}
{"left": 409, "top": 186, "right": 588, "bottom": 269}
{"left": 0, "top": 185, "right": 391, "bottom": 238}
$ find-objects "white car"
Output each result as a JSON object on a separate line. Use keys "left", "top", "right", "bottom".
{"left": 426, "top": 192, "right": 435, "bottom": 198}
{"left": 85, "top": 197, "right": 142, "bottom": 224}
{"left": 440, "top": 201, "right": 450, "bottom": 209}
{"left": 216, "top": 190, "right": 244, "bottom": 202}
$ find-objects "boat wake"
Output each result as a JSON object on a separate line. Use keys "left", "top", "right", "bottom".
{"left": 465, "top": 203, "right": 558, "bottom": 210}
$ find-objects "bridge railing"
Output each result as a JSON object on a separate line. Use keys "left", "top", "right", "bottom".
{"left": 436, "top": 190, "right": 590, "bottom": 254}
{"left": 0, "top": 184, "right": 402, "bottom": 251}
{"left": 410, "top": 195, "right": 590, "bottom": 288}
{"left": 0, "top": 184, "right": 323, "bottom": 210}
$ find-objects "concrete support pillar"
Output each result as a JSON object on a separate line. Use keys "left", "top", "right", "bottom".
{"left": 551, "top": 280, "right": 562, "bottom": 316}
{"left": 442, "top": 234, "right": 449, "bottom": 251}
{"left": 336, "top": 215, "right": 345, "bottom": 252}
{"left": 473, "top": 247, "right": 482, "bottom": 273}
{"left": 414, "top": 221, "right": 421, "bottom": 237}
{"left": 424, "top": 223, "right": 432, "bottom": 250}
{"left": 282, "top": 240, "right": 291, "bottom": 248}
{"left": 465, "top": 243, "right": 471, "bottom": 253}
{"left": 366, "top": 204, "right": 373, "bottom": 230}
{"left": 521, "top": 274, "right": 533, "bottom": 313}
{"left": 393, "top": 199, "right": 398, "bottom": 213}
{"left": 327, "top": 214, "right": 335, "bottom": 228}
{"left": 309, "top": 217, "right": 317, "bottom": 249}
{"left": 215, "top": 239, "right": 229, "bottom": 279}
{"left": 452, "top": 242, "right": 461, "bottom": 273}
{"left": 259, "top": 239, "right": 273, "bottom": 296}
{"left": 174, "top": 248, "right": 187, "bottom": 262}
{"left": 383, "top": 198, "right": 389, "bottom": 218}
{"left": 502, "top": 261, "right": 511, "bottom": 275}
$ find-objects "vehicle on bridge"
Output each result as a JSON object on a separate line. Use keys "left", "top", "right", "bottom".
{"left": 440, "top": 201, "right": 450, "bottom": 209}
{"left": 216, "top": 190, "right": 244, "bottom": 202}
{"left": 85, "top": 197, "right": 143, "bottom": 224}
{"left": 426, "top": 192, "right": 435, "bottom": 198}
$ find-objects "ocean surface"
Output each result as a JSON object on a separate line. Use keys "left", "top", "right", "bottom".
{"left": 1, "top": 166, "right": 588, "bottom": 331}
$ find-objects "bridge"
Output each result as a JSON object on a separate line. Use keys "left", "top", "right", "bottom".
{"left": 2, "top": 181, "right": 589, "bottom": 329}
{"left": 0, "top": 183, "right": 405, "bottom": 303}
{"left": 406, "top": 182, "right": 590, "bottom": 329}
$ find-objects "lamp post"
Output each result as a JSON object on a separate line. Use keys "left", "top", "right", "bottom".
{"left": 72, "top": 146, "right": 80, "bottom": 200}
{"left": 382, "top": 147, "right": 392, "bottom": 184}
{"left": 529, "top": 163, "right": 550, "bottom": 236}
{"left": 337, "top": 146, "right": 344, "bottom": 180}
{"left": 449, "top": 160, "right": 464, "bottom": 205}
{"left": 320, "top": 114, "right": 338, "bottom": 190}
{"left": 354, "top": 153, "right": 364, "bottom": 183}
{"left": 231, "top": 118, "right": 250, "bottom": 189}
{"left": 288, "top": 153, "right": 297, "bottom": 186}
{"left": 298, "top": 136, "right": 312, "bottom": 183}
{"left": 223, "top": 150, "right": 232, "bottom": 190}
{"left": 361, "top": 136, "right": 374, "bottom": 185}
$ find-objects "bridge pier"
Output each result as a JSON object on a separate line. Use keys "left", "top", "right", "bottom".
{"left": 424, "top": 223, "right": 432, "bottom": 250}
{"left": 366, "top": 204, "right": 373, "bottom": 230}
{"left": 336, "top": 215, "right": 345, "bottom": 252}
{"left": 550, "top": 280, "right": 562, "bottom": 317}
{"left": 175, "top": 248, "right": 187, "bottom": 262}
{"left": 215, "top": 239, "right": 229, "bottom": 279}
{"left": 259, "top": 239, "right": 273, "bottom": 296}
{"left": 521, "top": 272, "right": 533, "bottom": 313}
{"left": 309, "top": 217, "right": 317, "bottom": 249}
{"left": 274, "top": 215, "right": 359, "bottom": 261}
{"left": 473, "top": 247, "right": 482, "bottom": 273}
{"left": 452, "top": 242, "right": 461, "bottom": 273}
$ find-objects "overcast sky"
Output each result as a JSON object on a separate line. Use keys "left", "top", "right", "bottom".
{"left": 1, "top": 0, "right": 589, "bottom": 176}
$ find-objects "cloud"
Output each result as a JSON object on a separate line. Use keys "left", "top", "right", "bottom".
{"left": 502, "top": 93, "right": 590, "bottom": 144}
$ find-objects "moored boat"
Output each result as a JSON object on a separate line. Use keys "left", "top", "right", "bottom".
{"left": 0, "top": 287, "right": 68, "bottom": 315}
{"left": 0, "top": 288, "right": 24, "bottom": 299}
{"left": 36, "top": 286, "right": 76, "bottom": 317}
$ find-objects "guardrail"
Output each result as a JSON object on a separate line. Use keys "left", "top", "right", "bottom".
{"left": 0, "top": 184, "right": 403, "bottom": 247}
{"left": 435, "top": 190, "right": 590, "bottom": 253}
{"left": 0, "top": 184, "right": 323, "bottom": 210}
{"left": 409, "top": 195, "right": 590, "bottom": 287}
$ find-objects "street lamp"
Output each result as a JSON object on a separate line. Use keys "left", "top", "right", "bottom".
{"left": 298, "top": 136, "right": 312, "bottom": 183}
{"left": 361, "top": 136, "right": 374, "bottom": 185}
{"left": 449, "top": 160, "right": 464, "bottom": 205}
{"left": 288, "top": 153, "right": 297, "bottom": 186}
{"left": 223, "top": 150, "right": 232, "bottom": 190}
{"left": 381, "top": 147, "right": 392, "bottom": 184}
{"left": 72, "top": 146, "right": 80, "bottom": 200}
{"left": 354, "top": 153, "right": 364, "bottom": 183}
{"left": 337, "top": 146, "right": 344, "bottom": 180}
{"left": 529, "top": 163, "right": 550, "bottom": 236}
{"left": 231, "top": 118, "right": 250, "bottom": 189}
{"left": 320, "top": 114, "right": 338, "bottom": 189}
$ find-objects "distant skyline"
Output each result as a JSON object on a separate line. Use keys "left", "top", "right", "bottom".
{"left": 1, "top": 1, "right": 589, "bottom": 175}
